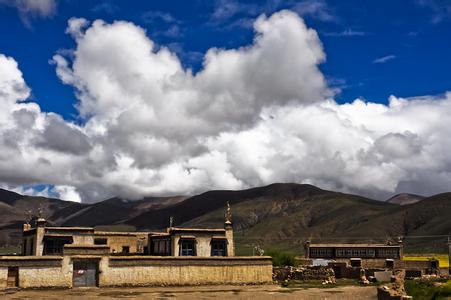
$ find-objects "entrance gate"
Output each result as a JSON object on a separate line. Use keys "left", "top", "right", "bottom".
{"left": 72, "top": 260, "right": 99, "bottom": 287}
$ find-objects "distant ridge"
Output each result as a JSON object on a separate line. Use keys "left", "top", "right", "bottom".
{"left": 386, "top": 193, "right": 425, "bottom": 205}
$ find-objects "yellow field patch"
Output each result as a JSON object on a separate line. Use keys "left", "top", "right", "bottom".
{"left": 403, "top": 255, "right": 449, "bottom": 268}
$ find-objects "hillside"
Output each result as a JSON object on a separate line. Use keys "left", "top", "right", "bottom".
{"left": 61, "top": 196, "right": 187, "bottom": 227}
{"left": 386, "top": 193, "right": 425, "bottom": 205}
{"left": 0, "top": 184, "right": 449, "bottom": 254}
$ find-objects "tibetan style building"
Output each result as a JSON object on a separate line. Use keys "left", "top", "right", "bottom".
{"left": 0, "top": 202, "right": 272, "bottom": 289}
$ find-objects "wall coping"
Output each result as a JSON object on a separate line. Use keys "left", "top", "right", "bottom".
{"left": 0, "top": 255, "right": 63, "bottom": 260}
{"left": 108, "top": 256, "right": 271, "bottom": 261}
{"left": 64, "top": 244, "right": 110, "bottom": 249}
{"left": 108, "top": 256, "right": 273, "bottom": 267}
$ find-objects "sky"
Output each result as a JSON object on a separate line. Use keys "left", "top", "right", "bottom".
{"left": 0, "top": 0, "right": 451, "bottom": 203}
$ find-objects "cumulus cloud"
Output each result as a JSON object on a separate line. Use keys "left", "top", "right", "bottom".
{"left": 1, "top": 10, "right": 451, "bottom": 203}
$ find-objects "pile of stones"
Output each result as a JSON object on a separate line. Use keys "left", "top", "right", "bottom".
{"left": 273, "top": 266, "right": 336, "bottom": 283}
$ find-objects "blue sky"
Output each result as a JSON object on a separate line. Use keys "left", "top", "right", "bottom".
{"left": 1, "top": 0, "right": 451, "bottom": 202}
{"left": 1, "top": 0, "right": 450, "bottom": 121}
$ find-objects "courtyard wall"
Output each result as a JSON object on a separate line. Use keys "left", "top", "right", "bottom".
{"left": 0, "top": 255, "right": 272, "bottom": 289}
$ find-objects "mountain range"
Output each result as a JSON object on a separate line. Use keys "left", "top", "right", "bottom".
{"left": 0, "top": 183, "right": 449, "bottom": 254}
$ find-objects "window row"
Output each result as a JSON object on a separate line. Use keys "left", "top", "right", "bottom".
{"left": 150, "top": 238, "right": 228, "bottom": 256}
{"left": 336, "top": 248, "right": 376, "bottom": 258}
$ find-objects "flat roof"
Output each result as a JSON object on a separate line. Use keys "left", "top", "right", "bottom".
{"left": 64, "top": 244, "right": 110, "bottom": 249}
{"left": 45, "top": 226, "right": 95, "bottom": 231}
{"left": 43, "top": 233, "right": 74, "bottom": 238}
{"left": 169, "top": 227, "right": 226, "bottom": 233}
{"left": 94, "top": 231, "right": 150, "bottom": 236}
{"left": 309, "top": 243, "right": 401, "bottom": 248}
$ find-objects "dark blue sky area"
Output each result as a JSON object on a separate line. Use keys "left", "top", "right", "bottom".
{"left": 1, "top": 0, "right": 450, "bottom": 120}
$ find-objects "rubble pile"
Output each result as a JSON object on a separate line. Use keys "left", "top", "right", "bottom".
{"left": 377, "top": 270, "right": 410, "bottom": 300}
{"left": 273, "top": 266, "right": 335, "bottom": 282}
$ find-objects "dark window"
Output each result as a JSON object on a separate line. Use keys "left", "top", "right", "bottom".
{"left": 94, "top": 238, "right": 108, "bottom": 245}
{"left": 150, "top": 238, "right": 171, "bottom": 256}
{"left": 122, "top": 246, "right": 130, "bottom": 254}
{"left": 376, "top": 248, "right": 399, "bottom": 258}
{"left": 22, "top": 239, "right": 27, "bottom": 255}
{"left": 211, "top": 240, "right": 227, "bottom": 256}
{"left": 30, "top": 238, "right": 34, "bottom": 255}
{"left": 430, "top": 260, "right": 438, "bottom": 269}
{"left": 385, "top": 259, "right": 394, "bottom": 268}
{"left": 43, "top": 237, "right": 73, "bottom": 255}
{"left": 179, "top": 239, "right": 196, "bottom": 256}
{"left": 310, "top": 248, "right": 332, "bottom": 258}
{"left": 350, "top": 258, "right": 362, "bottom": 267}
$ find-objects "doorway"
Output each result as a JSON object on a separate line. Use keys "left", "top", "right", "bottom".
{"left": 7, "top": 266, "right": 19, "bottom": 288}
{"left": 72, "top": 260, "right": 99, "bottom": 287}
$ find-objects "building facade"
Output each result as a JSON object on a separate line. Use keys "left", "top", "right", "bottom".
{"left": 22, "top": 220, "right": 150, "bottom": 256}
{"left": 0, "top": 202, "right": 273, "bottom": 289}
{"left": 304, "top": 241, "right": 403, "bottom": 259}
{"left": 22, "top": 202, "right": 235, "bottom": 258}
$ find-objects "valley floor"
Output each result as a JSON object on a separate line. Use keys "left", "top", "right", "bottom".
{"left": 1, "top": 284, "right": 377, "bottom": 299}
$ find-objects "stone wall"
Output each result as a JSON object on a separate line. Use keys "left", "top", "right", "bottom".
{"left": 72, "top": 235, "right": 94, "bottom": 246}
{"left": 332, "top": 258, "right": 433, "bottom": 270}
{"left": 101, "top": 256, "right": 273, "bottom": 286}
{"left": 0, "top": 256, "right": 67, "bottom": 289}
{"left": 95, "top": 234, "right": 142, "bottom": 254}
{"left": 18, "top": 257, "right": 72, "bottom": 289}
{"left": 0, "top": 255, "right": 272, "bottom": 289}
{"left": 0, "top": 267, "right": 7, "bottom": 288}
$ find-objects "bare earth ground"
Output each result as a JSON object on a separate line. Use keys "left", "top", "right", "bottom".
{"left": 0, "top": 285, "right": 377, "bottom": 299}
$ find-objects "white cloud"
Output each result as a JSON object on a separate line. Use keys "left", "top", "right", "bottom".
{"left": 291, "top": 0, "right": 336, "bottom": 22}
{"left": 1, "top": 10, "right": 451, "bottom": 202}
{"left": 373, "top": 54, "right": 396, "bottom": 64}
{"left": 3, "top": 184, "right": 81, "bottom": 203}
{"left": 416, "top": 0, "right": 451, "bottom": 23}
{"left": 0, "top": 0, "right": 57, "bottom": 26}
{"left": 66, "top": 17, "right": 90, "bottom": 40}
{"left": 91, "top": 1, "right": 119, "bottom": 15}
{"left": 53, "top": 185, "right": 82, "bottom": 203}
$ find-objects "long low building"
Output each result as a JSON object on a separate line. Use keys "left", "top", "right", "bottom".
{"left": 304, "top": 240, "right": 403, "bottom": 259}
{"left": 0, "top": 202, "right": 273, "bottom": 289}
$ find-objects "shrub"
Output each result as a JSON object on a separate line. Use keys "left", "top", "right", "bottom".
{"left": 267, "top": 249, "right": 297, "bottom": 267}
{"left": 405, "top": 279, "right": 451, "bottom": 299}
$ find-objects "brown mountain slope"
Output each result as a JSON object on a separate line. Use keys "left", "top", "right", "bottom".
{"left": 125, "top": 183, "right": 330, "bottom": 230}
{"left": 61, "top": 196, "right": 187, "bottom": 227}
{"left": 0, "top": 190, "right": 85, "bottom": 245}
{"left": 179, "top": 188, "right": 395, "bottom": 253}
{"left": 0, "top": 185, "right": 449, "bottom": 254}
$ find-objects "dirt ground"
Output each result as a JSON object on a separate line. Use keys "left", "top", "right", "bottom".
{"left": 0, "top": 284, "right": 377, "bottom": 299}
